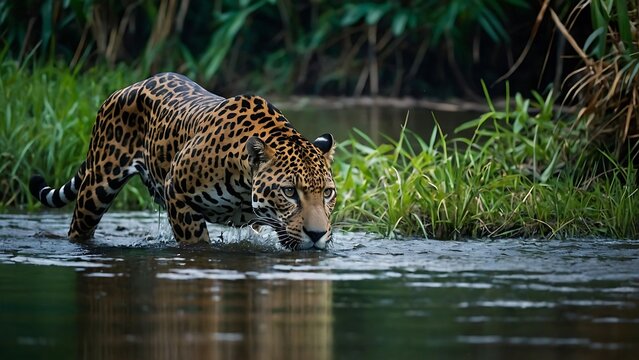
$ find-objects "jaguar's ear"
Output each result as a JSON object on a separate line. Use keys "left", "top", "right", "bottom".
{"left": 313, "top": 133, "right": 335, "bottom": 162}
{"left": 246, "top": 136, "right": 273, "bottom": 169}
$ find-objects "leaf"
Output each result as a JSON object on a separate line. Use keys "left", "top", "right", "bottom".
{"left": 513, "top": 115, "right": 523, "bottom": 134}
{"left": 626, "top": 61, "right": 639, "bottom": 92}
{"left": 0, "top": 1, "right": 10, "bottom": 25}
{"left": 307, "top": 21, "right": 330, "bottom": 50}
{"left": 583, "top": 27, "right": 606, "bottom": 56}
{"left": 365, "top": 3, "right": 391, "bottom": 25}
{"left": 477, "top": 15, "right": 499, "bottom": 43}
{"left": 615, "top": 0, "right": 633, "bottom": 50}
{"left": 340, "top": 3, "right": 371, "bottom": 26}
{"left": 202, "top": 1, "right": 267, "bottom": 79}
{"left": 478, "top": 7, "right": 508, "bottom": 43}
{"left": 391, "top": 12, "right": 408, "bottom": 35}
{"left": 540, "top": 150, "right": 560, "bottom": 183}
{"left": 455, "top": 112, "right": 494, "bottom": 133}
{"left": 431, "top": 1, "right": 459, "bottom": 44}
{"left": 590, "top": 0, "right": 610, "bottom": 56}
{"left": 40, "top": 0, "right": 53, "bottom": 54}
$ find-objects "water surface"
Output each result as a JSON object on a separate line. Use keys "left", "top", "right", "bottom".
{"left": 0, "top": 212, "right": 638, "bottom": 359}
{"left": 283, "top": 103, "right": 478, "bottom": 143}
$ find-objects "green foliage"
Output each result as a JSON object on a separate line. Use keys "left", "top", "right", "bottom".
{"left": 197, "top": 0, "right": 272, "bottom": 80}
{"left": 586, "top": 0, "right": 636, "bottom": 58}
{"left": 2, "top": 61, "right": 637, "bottom": 239}
{"left": 333, "top": 82, "right": 639, "bottom": 239}
{"left": 0, "top": 59, "right": 150, "bottom": 210}
{"left": 0, "top": 0, "right": 530, "bottom": 97}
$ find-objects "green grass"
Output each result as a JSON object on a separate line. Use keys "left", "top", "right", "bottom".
{"left": 1, "top": 61, "right": 638, "bottom": 239}
{"left": 333, "top": 83, "right": 639, "bottom": 239}
{"left": 0, "top": 59, "right": 150, "bottom": 210}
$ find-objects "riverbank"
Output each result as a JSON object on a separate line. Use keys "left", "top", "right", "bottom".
{"left": 1, "top": 61, "right": 637, "bottom": 239}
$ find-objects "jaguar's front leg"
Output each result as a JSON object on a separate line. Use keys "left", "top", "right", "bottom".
{"left": 164, "top": 176, "right": 210, "bottom": 244}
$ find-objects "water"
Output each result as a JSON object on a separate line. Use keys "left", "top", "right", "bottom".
{"left": 282, "top": 104, "right": 479, "bottom": 143}
{"left": 0, "top": 212, "right": 638, "bottom": 359}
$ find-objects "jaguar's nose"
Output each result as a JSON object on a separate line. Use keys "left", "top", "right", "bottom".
{"left": 303, "top": 228, "right": 327, "bottom": 243}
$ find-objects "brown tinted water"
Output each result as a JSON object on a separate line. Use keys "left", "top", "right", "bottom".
{"left": 282, "top": 104, "right": 479, "bottom": 143}
{"left": 0, "top": 212, "right": 638, "bottom": 359}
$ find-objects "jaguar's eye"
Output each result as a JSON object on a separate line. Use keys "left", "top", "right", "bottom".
{"left": 323, "top": 188, "right": 335, "bottom": 200}
{"left": 282, "top": 186, "right": 296, "bottom": 198}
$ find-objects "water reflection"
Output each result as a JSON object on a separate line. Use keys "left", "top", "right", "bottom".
{"left": 283, "top": 104, "right": 478, "bottom": 143}
{"left": 77, "top": 256, "right": 332, "bottom": 360}
{"left": 1, "top": 213, "right": 639, "bottom": 359}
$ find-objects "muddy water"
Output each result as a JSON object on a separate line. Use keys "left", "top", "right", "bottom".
{"left": 0, "top": 212, "right": 638, "bottom": 359}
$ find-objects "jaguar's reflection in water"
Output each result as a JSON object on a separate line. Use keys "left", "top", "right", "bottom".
{"left": 76, "top": 258, "right": 332, "bottom": 360}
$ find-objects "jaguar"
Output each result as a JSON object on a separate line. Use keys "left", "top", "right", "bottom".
{"left": 29, "top": 72, "right": 336, "bottom": 250}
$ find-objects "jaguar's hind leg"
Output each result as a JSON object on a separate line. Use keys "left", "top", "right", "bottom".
{"left": 164, "top": 177, "right": 210, "bottom": 244}
{"left": 68, "top": 168, "right": 133, "bottom": 242}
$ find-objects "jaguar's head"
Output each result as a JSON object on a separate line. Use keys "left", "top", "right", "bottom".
{"left": 246, "top": 132, "right": 336, "bottom": 250}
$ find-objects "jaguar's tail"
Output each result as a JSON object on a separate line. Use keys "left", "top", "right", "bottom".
{"left": 29, "top": 162, "right": 87, "bottom": 208}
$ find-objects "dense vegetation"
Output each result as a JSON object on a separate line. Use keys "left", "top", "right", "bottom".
{"left": 1, "top": 1, "right": 639, "bottom": 239}
{"left": 2, "top": 0, "right": 555, "bottom": 98}
{"left": 335, "top": 85, "right": 639, "bottom": 238}
{"left": 0, "top": 60, "right": 149, "bottom": 210}
{"left": 1, "top": 59, "right": 638, "bottom": 239}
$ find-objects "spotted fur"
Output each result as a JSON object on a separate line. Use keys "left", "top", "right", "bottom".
{"left": 29, "top": 73, "right": 336, "bottom": 250}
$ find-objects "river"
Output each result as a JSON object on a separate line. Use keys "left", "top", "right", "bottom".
{"left": 0, "top": 212, "right": 637, "bottom": 359}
